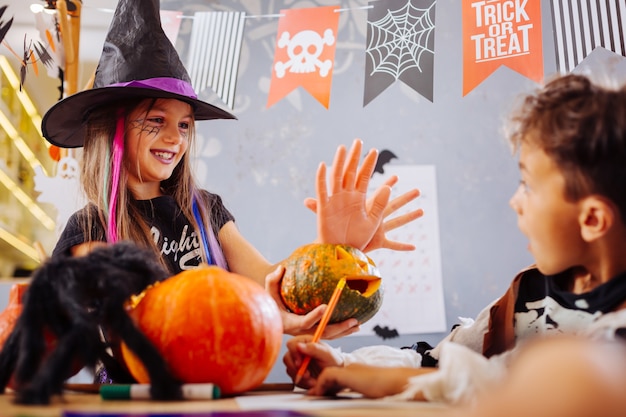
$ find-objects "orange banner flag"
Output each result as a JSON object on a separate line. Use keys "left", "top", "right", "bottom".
{"left": 462, "top": 0, "right": 544, "bottom": 96}
{"left": 267, "top": 6, "right": 340, "bottom": 108}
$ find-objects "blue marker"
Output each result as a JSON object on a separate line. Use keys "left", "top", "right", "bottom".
{"left": 100, "top": 383, "right": 220, "bottom": 400}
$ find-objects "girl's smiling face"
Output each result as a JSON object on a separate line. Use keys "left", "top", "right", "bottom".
{"left": 125, "top": 98, "right": 193, "bottom": 198}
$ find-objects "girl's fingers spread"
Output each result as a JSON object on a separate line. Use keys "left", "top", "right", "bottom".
{"left": 382, "top": 175, "right": 398, "bottom": 188}
{"left": 384, "top": 208, "right": 424, "bottom": 231}
{"left": 330, "top": 145, "right": 347, "bottom": 195}
{"left": 303, "top": 197, "right": 318, "bottom": 213}
{"left": 368, "top": 185, "right": 391, "bottom": 221}
{"left": 382, "top": 240, "right": 416, "bottom": 252}
{"left": 341, "top": 139, "right": 363, "bottom": 190}
{"left": 316, "top": 163, "right": 328, "bottom": 204}
{"left": 384, "top": 188, "right": 421, "bottom": 216}
{"left": 355, "top": 149, "right": 378, "bottom": 192}
{"left": 321, "top": 319, "right": 359, "bottom": 340}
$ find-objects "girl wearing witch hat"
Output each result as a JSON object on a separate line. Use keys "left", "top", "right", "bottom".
{"left": 42, "top": 0, "right": 420, "bottom": 341}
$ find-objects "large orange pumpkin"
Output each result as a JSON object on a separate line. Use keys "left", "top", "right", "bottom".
{"left": 280, "top": 244, "right": 383, "bottom": 324}
{"left": 121, "top": 266, "right": 283, "bottom": 395}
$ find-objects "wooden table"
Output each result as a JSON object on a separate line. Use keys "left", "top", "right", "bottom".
{"left": 0, "top": 390, "right": 452, "bottom": 417}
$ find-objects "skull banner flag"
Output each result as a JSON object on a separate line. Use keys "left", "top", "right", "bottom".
{"left": 550, "top": 0, "right": 626, "bottom": 74}
{"left": 267, "top": 6, "right": 340, "bottom": 108}
{"left": 462, "top": 0, "right": 544, "bottom": 96}
{"left": 363, "top": 0, "right": 436, "bottom": 106}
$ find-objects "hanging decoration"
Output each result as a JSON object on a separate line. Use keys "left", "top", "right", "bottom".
{"left": 462, "top": 0, "right": 544, "bottom": 96}
{"left": 187, "top": 11, "right": 246, "bottom": 110}
{"left": 550, "top": 0, "right": 626, "bottom": 74}
{"left": 10, "top": 1, "right": 622, "bottom": 115}
{"left": 363, "top": 0, "right": 436, "bottom": 105}
{"left": 33, "top": 155, "right": 86, "bottom": 236}
{"left": 267, "top": 6, "right": 340, "bottom": 109}
{"left": 0, "top": 5, "right": 12, "bottom": 45}
{"left": 33, "top": 8, "right": 64, "bottom": 99}
{"left": 160, "top": 9, "right": 183, "bottom": 47}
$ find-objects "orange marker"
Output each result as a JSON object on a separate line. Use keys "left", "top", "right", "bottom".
{"left": 294, "top": 278, "right": 346, "bottom": 385}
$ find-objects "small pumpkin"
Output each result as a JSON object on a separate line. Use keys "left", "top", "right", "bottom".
{"left": 121, "top": 265, "right": 283, "bottom": 395}
{"left": 280, "top": 243, "right": 383, "bottom": 324}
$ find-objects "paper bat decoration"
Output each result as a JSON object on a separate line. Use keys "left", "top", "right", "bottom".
{"left": 373, "top": 324, "right": 400, "bottom": 340}
{"left": 373, "top": 149, "right": 397, "bottom": 176}
{"left": 0, "top": 5, "right": 13, "bottom": 45}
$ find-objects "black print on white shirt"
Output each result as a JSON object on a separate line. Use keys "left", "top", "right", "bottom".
{"left": 514, "top": 296, "right": 602, "bottom": 338}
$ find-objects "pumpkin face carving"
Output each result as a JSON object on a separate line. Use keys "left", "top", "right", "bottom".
{"left": 121, "top": 266, "right": 283, "bottom": 395}
{"left": 280, "top": 244, "right": 383, "bottom": 324}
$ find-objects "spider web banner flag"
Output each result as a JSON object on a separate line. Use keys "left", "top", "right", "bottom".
{"left": 364, "top": 0, "right": 436, "bottom": 105}
{"left": 267, "top": 6, "right": 340, "bottom": 109}
{"left": 462, "top": 0, "right": 544, "bottom": 96}
{"left": 187, "top": 11, "right": 246, "bottom": 110}
{"left": 551, "top": 0, "right": 626, "bottom": 74}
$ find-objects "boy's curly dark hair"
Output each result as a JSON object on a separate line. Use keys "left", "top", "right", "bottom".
{"left": 509, "top": 74, "right": 626, "bottom": 222}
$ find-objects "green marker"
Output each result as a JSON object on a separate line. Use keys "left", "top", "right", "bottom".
{"left": 100, "top": 383, "right": 220, "bottom": 400}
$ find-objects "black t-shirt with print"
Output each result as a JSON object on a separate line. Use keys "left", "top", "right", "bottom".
{"left": 52, "top": 192, "right": 234, "bottom": 274}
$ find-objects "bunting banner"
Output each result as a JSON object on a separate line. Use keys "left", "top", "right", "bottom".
{"left": 267, "top": 6, "right": 340, "bottom": 108}
{"left": 462, "top": 0, "right": 544, "bottom": 96}
{"left": 187, "top": 11, "right": 246, "bottom": 110}
{"left": 550, "top": 0, "right": 626, "bottom": 74}
{"left": 161, "top": 10, "right": 183, "bottom": 47}
{"left": 363, "top": 0, "right": 436, "bottom": 105}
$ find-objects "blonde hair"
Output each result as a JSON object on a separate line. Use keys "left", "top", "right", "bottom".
{"left": 79, "top": 98, "right": 226, "bottom": 272}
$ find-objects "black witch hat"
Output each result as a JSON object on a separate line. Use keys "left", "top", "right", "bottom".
{"left": 42, "top": 0, "right": 235, "bottom": 148}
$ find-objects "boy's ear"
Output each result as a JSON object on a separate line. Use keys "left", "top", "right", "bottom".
{"left": 579, "top": 196, "right": 616, "bottom": 242}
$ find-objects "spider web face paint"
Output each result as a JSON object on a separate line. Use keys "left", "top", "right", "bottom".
{"left": 129, "top": 118, "right": 161, "bottom": 137}
{"left": 364, "top": 0, "right": 436, "bottom": 105}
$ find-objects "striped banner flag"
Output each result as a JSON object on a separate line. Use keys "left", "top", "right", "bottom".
{"left": 551, "top": 0, "right": 626, "bottom": 74}
{"left": 187, "top": 11, "right": 246, "bottom": 110}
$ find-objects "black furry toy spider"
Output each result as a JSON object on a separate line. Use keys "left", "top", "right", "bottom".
{"left": 0, "top": 241, "right": 183, "bottom": 404}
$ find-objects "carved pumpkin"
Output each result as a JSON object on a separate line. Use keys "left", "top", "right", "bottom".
{"left": 121, "top": 266, "right": 283, "bottom": 395}
{"left": 280, "top": 244, "right": 383, "bottom": 324}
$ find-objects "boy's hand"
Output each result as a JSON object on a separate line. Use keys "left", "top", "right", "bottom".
{"left": 283, "top": 335, "right": 344, "bottom": 388}
{"left": 309, "top": 364, "right": 432, "bottom": 398}
{"left": 265, "top": 266, "right": 360, "bottom": 339}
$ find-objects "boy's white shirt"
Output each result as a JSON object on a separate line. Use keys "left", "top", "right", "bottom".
{"left": 336, "top": 300, "right": 626, "bottom": 405}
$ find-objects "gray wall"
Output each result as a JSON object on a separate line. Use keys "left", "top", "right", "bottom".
{"left": 166, "top": 0, "right": 549, "bottom": 381}
{"left": 2, "top": 0, "right": 624, "bottom": 384}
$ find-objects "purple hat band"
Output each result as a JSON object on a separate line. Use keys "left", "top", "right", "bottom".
{"left": 108, "top": 77, "right": 198, "bottom": 99}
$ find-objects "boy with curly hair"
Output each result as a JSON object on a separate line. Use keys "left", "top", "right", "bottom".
{"left": 284, "top": 73, "right": 626, "bottom": 403}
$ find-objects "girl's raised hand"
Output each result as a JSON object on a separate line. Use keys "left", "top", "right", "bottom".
{"left": 312, "top": 139, "right": 389, "bottom": 251}
{"left": 305, "top": 139, "right": 423, "bottom": 252}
